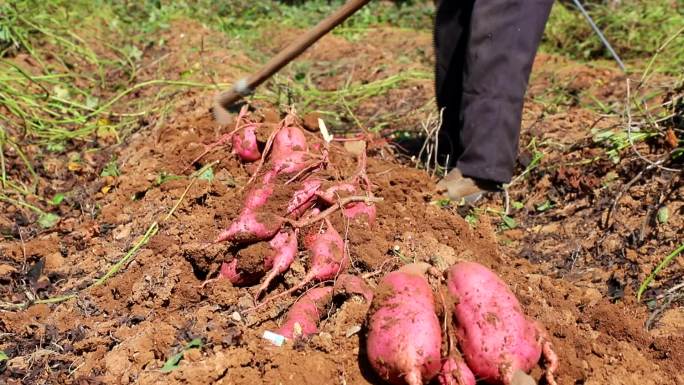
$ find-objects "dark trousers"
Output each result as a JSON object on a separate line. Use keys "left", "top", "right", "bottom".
{"left": 434, "top": 0, "right": 554, "bottom": 183}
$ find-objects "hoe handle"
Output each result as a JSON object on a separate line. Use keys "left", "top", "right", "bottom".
{"left": 216, "top": 0, "right": 372, "bottom": 110}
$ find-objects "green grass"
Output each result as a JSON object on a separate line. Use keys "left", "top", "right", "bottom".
{"left": 638, "top": 242, "right": 684, "bottom": 301}
{"left": 542, "top": 0, "right": 684, "bottom": 75}
{"left": 2, "top": 0, "right": 682, "bottom": 226}
{"left": 255, "top": 69, "right": 432, "bottom": 131}
{"left": 0, "top": 0, "right": 230, "bottom": 220}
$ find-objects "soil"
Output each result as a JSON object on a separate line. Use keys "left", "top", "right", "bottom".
{"left": 1, "top": 19, "right": 683, "bottom": 385}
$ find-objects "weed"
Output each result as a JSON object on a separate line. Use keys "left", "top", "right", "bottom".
{"left": 543, "top": 0, "right": 684, "bottom": 75}
{"left": 0, "top": 0, "right": 231, "bottom": 222}
{"left": 638, "top": 242, "right": 684, "bottom": 301}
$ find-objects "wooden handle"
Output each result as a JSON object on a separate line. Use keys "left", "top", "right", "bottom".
{"left": 216, "top": 0, "right": 371, "bottom": 111}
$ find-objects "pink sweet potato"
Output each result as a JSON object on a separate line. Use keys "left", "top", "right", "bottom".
{"left": 219, "top": 241, "right": 276, "bottom": 286}
{"left": 446, "top": 262, "right": 558, "bottom": 385}
{"left": 343, "top": 201, "right": 377, "bottom": 225}
{"left": 219, "top": 259, "right": 243, "bottom": 285}
{"left": 255, "top": 230, "right": 299, "bottom": 299}
{"left": 333, "top": 273, "right": 373, "bottom": 303}
{"left": 271, "top": 123, "right": 308, "bottom": 160}
{"left": 317, "top": 183, "right": 357, "bottom": 205}
{"left": 243, "top": 183, "right": 275, "bottom": 211}
{"left": 286, "top": 179, "right": 321, "bottom": 218}
{"left": 258, "top": 219, "right": 347, "bottom": 306}
{"left": 437, "top": 357, "right": 476, "bottom": 385}
{"left": 272, "top": 150, "right": 311, "bottom": 174}
{"left": 219, "top": 258, "right": 261, "bottom": 286}
{"left": 276, "top": 286, "right": 333, "bottom": 340}
{"left": 261, "top": 151, "right": 312, "bottom": 184}
{"left": 214, "top": 209, "right": 283, "bottom": 244}
{"left": 366, "top": 263, "right": 442, "bottom": 385}
{"left": 232, "top": 123, "right": 261, "bottom": 162}
{"left": 301, "top": 218, "right": 348, "bottom": 282}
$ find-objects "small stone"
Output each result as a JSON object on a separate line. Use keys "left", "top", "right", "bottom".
{"left": 230, "top": 311, "right": 242, "bottom": 322}
{"left": 292, "top": 322, "right": 303, "bottom": 339}
{"left": 113, "top": 223, "right": 132, "bottom": 240}
{"left": 237, "top": 295, "right": 253, "bottom": 309}
{"left": 311, "top": 332, "right": 334, "bottom": 353}
{"left": 345, "top": 325, "right": 361, "bottom": 338}
{"left": 183, "top": 348, "right": 202, "bottom": 362}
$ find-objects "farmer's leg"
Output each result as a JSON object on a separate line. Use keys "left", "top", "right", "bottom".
{"left": 455, "top": 0, "right": 553, "bottom": 184}
{"left": 434, "top": 0, "right": 474, "bottom": 167}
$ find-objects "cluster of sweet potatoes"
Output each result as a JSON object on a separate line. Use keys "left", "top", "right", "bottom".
{"left": 365, "top": 261, "right": 559, "bottom": 385}
{"left": 209, "top": 106, "right": 378, "bottom": 307}
{"left": 200, "top": 107, "right": 559, "bottom": 384}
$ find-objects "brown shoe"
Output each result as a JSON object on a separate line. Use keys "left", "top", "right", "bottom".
{"left": 436, "top": 168, "right": 498, "bottom": 203}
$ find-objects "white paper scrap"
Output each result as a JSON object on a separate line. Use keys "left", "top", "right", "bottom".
{"left": 262, "top": 330, "right": 285, "bottom": 347}
{"left": 318, "top": 118, "right": 333, "bottom": 143}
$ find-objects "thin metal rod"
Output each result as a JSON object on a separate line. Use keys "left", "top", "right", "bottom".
{"left": 572, "top": 0, "right": 626, "bottom": 72}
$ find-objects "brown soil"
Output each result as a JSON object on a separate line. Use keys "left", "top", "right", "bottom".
{"left": 1, "top": 20, "right": 683, "bottom": 385}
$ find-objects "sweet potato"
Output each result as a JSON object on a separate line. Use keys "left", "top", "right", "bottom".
{"left": 273, "top": 150, "right": 311, "bottom": 174}
{"left": 317, "top": 183, "right": 357, "bottom": 205}
{"left": 219, "top": 241, "right": 275, "bottom": 286}
{"left": 316, "top": 183, "right": 376, "bottom": 225}
{"left": 214, "top": 209, "right": 283, "bottom": 244}
{"left": 366, "top": 263, "right": 442, "bottom": 385}
{"left": 437, "top": 357, "right": 476, "bottom": 385}
{"left": 255, "top": 230, "right": 299, "bottom": 299}
{"left": 258, "top": 219, "right": 347, "bottom": 306}
{"left": 333, "top": 273, "right": 373, "bottom": 303}
{"left": 343, "top": 201, "right": 377, "bottom": 225}
{"left": 219, "top": 259, "right": 244, "bottom": 285}
{"left": 271, "top": 123, "right": 308, "bottom": 160}
{"left": 276, "top": 286, "right": 333, "bottom": 340}
{"left": 446, "top": 262, "right": 558, "bottom": 385}
{"left": 243, "top": 183, "right": 275, "bottom": 211}
{"left": 232, "top": 123, "right": 261, "bottom": 162}
{"left": 302, "top": 218, "right": 348, "bottom": 282}
{"left": 286, "top": 179, "right": 321, "bottom": 218}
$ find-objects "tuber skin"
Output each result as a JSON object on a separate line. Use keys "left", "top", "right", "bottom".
{"left": 256, "top": 218, "right": 347, "bottom": 309}
{"left": 267, "top": 122, "right": 310, "bottom": 179}
{"left": 437, "top": 357, "right": 476, "bottom": 385}
{"left": 276, "top": 275, "right": 372, "bottom": 340}
{"left": 333, "top": 273, "right": 373, "bottom": 303}
{"left": 366, "top": 263, "right": 442, "bottom": 385}
{"left": 232, "top": 123, "right": 261, "bottom": 162}
{"left": 255, "top": 230, "right": 299, "bottom": 300}
{"left": 276, "top": 286, "right": 333, "bottom": 340}
{"left": 271, "top": 122, "right": 308, "bottom": 160}
{"left": 316, "top": 182, "right": 376, "bottom": 225}
{"left": 287, "top": 179, "right": 321, "bottom": 218}
{"left": 244, "top": 183, "right": 275, "bottom": 211}
{"left": 446, "top": 262, "right": 558, "bottom": 385}
{"left": 219, "top": 259, "right": 244, "bottom": 285}
{"left": 302, "top": 218, "right": 348, "bottom": 282}
{"left": 317, "top": 183, "right": 357, "bottom": 205}
{"left": 343, "top": 201, "right": 377, "bottom": 225}
{"left": 214, "top": 209, "right": 283, "bottom": 244}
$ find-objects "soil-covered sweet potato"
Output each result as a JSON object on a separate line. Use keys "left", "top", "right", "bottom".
{"left": 366, "top": 263, "right": 442, "bottom": 385}
{"left": 437, "top": 356, "right": 476, "bottom": 385}
{"left": 447, "top": 262, "right": 558, "bottom": 385}
{"left": 276, "top": 286, "right": 333, "bottom": 340}
{"left": 232, "top": 123, "right": 261, "bottom": 162}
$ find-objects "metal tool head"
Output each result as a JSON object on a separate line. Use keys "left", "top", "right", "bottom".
{"left": 211, "top": 77, "right": 252, "bottom": 125}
